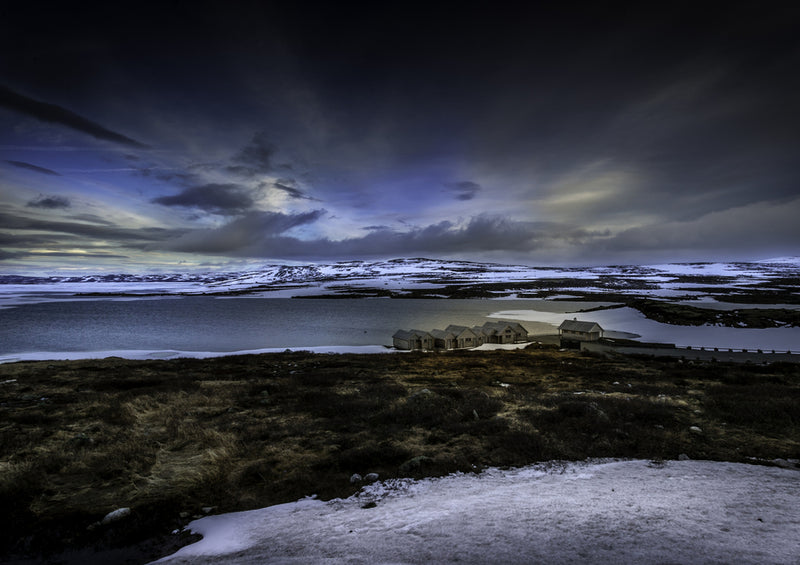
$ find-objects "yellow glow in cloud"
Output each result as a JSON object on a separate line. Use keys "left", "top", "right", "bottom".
{"left": 536, "top": 163, "right": 645, "bottom": 229}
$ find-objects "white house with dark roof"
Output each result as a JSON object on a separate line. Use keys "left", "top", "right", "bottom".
{"left": 558, "top": 319, "right": 604, "bottom": 343}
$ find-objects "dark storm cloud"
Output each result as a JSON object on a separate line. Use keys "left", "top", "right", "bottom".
{"left": 66, "top": 213, "right": 116, "bottom": 226}
{"left": 26, "top": 194, "right": 71, "bottom": 209}
{"left": 590, "top": 199, "right": 800, "bottom": 258}
{"left": 0, "top": 231, "right": 78, "bottom": 246}
{"left": 272, "top": 179, "right": 317, "bottom": 201}
{"left": 443, "top": 181, "right": 481, "bottom": 201}
{"left": 226, "top": 132, "right": 292, "bottom": 178}
{"left": 0, "top": 85, "right": 149, "bottom": 148}
{"left": 160, "top": 210, "right": 326, "bottom": 254}
{"left": 151, "top": 184, "right": 255, "bottom": 215}
{"left": 0, "top": 212, "right": 181, "bottom": 244}
{"left": 157, "top": 213, "right": 609, "bottom": 259}
{"left": 0, "top": 250, "right": 131, "bottom": 260}
{"left": 2, "top": 3, "right": 799, "bottom": 269}
{"left": 4, "top": 160, "right": 60, "bottom": 175}
{"left": 0, "top": 249, "right": 27, "bottom": 260}
{"left": 137, "top": 167, "right": 198, "bottom": 186}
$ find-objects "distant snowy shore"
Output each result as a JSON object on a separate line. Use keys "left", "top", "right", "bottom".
{"left": 2, "top": 257, "right": 799, "bottom": 361}
{"left": 2, "top": 256, "right": 799, "bottom": 306}
{"left": 0, "top": 343, "right": 536, "bottom": 364}
{"left": 0, "top": 345, "right": 396, "bottom": 364}
{"left": 154, "top": 459, "right": 800, "bottom": 565}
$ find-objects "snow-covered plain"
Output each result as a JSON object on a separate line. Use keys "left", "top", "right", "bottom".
{"left": 154, "top": 459, "right": 800, "bottom": 565}
{"left": 3, "top": 257, "right": 799, "bottom": 307}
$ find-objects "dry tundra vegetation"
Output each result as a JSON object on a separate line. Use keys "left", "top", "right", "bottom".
{"left": 2, "top": 346, "right": 799, "bottom": 563}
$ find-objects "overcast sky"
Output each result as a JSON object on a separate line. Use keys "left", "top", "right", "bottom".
{"left": 1, "top": 2, "right": 799, "bottom": 273}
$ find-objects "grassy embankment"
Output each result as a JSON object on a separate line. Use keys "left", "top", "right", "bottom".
{"left": 1, "top": 346, "right": 799, "bottom": 562}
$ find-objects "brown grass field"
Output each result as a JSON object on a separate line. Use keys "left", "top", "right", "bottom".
{"left": 1, "top": 346, "right": 799, "bottom": 563}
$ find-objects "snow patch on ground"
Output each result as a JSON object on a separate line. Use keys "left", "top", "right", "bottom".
{"left": 153, "top": 459, "right": 800, "bottom": 565}
{"left": 472, "top": 342, "right": 531, "bottom": 351}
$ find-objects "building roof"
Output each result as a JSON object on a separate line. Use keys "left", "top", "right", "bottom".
{"left": 393, "top": 329, "right": 433, "bottom": 339}
{"left": 430, "top": 329, "right": 455, "bottom": 339}
{"left": 482, "top": 321, "right": 528, "bottom": 333}
{"left": 558, "top": 319, "right": 603, "bottom": 333}
{"left": 445, "top": 324, "right": 475, "bottom": 336}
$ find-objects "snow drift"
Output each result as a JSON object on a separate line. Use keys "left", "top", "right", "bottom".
{"left": 154, "top": 459, "right": 800, "bottom": 564}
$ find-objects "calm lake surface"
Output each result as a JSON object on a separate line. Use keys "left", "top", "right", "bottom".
{"left": 0, "top": 297, "right": 577, "bottom": 355}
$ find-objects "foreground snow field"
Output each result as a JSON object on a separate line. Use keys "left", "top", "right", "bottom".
{"left": 154, "top": 460, "right": 800, "bottom": 565}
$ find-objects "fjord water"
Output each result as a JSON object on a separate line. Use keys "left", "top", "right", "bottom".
{"left": 0, "top": 297, "right": 562, "bottom": 356}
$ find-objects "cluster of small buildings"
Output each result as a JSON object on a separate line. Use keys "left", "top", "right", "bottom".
{"left": 393, "top": 321, "right": 529, "bottom": 351}
{"left": 393, "top": 318, "right": 606, "bottom": 351}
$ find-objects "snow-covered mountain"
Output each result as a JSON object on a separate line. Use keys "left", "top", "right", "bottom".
{"left": 1, "top": 257, "right": 799, "bottom": 303}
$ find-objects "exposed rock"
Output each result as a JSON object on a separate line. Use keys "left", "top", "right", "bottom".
{"left": 350, "top": 473, "right": 363, "bottom": 484}
{"left": 364, "top": 473, "right": 379, "bottom": 483}
{"left": 678, "top": 453, "right": 691, "bottom": 461}
{"left": 771, "top": 458, "right": 799, "bottom": 469}
{"left": 399, "top": 456, "right": 432, "bottom": 475}
{"left": 101, "top": 507, "right": 131, "bottom": 525}
{"left": 689, "top": 426, "right": 703, "bottom": 435}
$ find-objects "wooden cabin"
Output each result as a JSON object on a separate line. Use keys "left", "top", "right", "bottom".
{"left": 392, "top": 329, "right": 435, "bottom": 350}
{"left": 481, "top": 321, "right": 529, "bottom": 344}
{"left": 444, "top": 325, "right": 480, "bottom": 349}
{"left": 393, "top": 321, "right": 529, "bottom": 350}
{"left": 558, "top": 319, "right": 603, "bottom": 347}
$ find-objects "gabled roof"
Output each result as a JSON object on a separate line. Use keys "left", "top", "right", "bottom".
{"left": 445, "top": 324, "right": 476, "bottom": 336}
{"left": 393, "top": 329, "right": 433, "bottom": 339}
{"left": 482, "top": 321, "right": 528, "bottom": 334}
{"left": 558, "top": 319, "right": 603, "bottom": 332}
{"left": 430, "top": 329, "right": 455, "bottom": 339}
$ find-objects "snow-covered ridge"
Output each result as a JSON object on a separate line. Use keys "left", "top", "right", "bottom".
{"left": 3, "top": 257, "right": 799, "bottom": 288}
{"left": 1, "top": 257, "right": 799, "bottom": 310}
